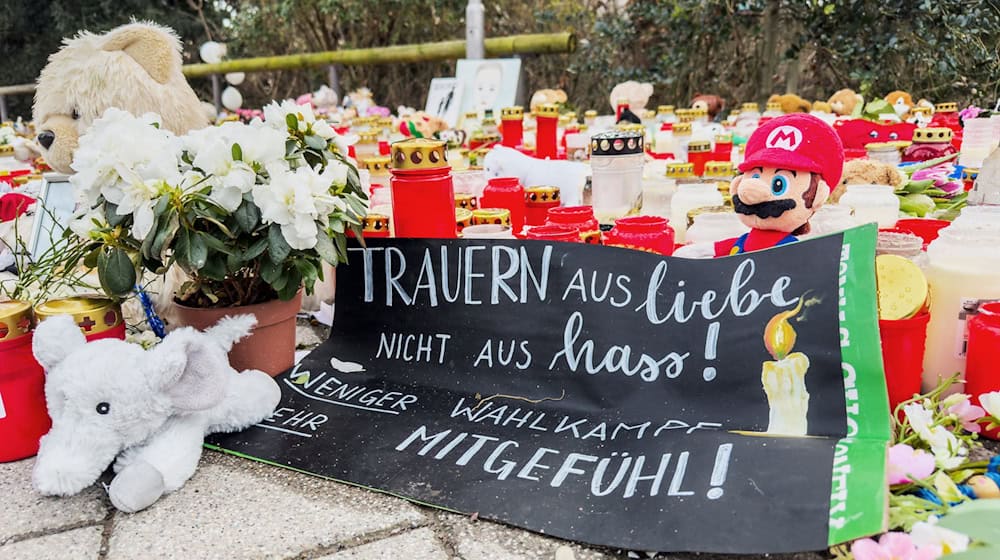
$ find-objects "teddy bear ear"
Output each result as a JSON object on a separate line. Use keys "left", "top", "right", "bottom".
{"left": 101, "top": 23, "right": 180, "bottom": 85}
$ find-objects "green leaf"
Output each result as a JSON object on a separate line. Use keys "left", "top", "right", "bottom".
{"left": 97, "top": 247, "right": 136, "bottom": 298}
{"left": 200, "top": 253, "right": 228, "bottom": 281}
{"left": 334, "top": 234, "right": 348, "bottom": 263}
{"left": 175, "top": 228, "right": 208, "bottom": 271}
{"left": 941, "top": 546, "right": 1000, "bottom": 560}
{"left": 276, "top": 269, "right": 301, "bottom": 300}
{"left": 234, "top": 199, "right": 260, "bottom": 233}
{"left": 304, "top": 134, "right": 326, "bottom": 151}
{"left": 104, "top": 203, "right": 127, "bottom": 227}
{"left": 200, "top": 232, "right": 237, "bottom": 256}
{"left": 938, "top": 500, "right": 1000, "bottom": 545}
{"left": 259, "top": 258, "right": 283, "bottom": 284}
{"left": 295, "top": 259, "right": 318, "bottom": 285}
{"left": 150, "top": 212, "right": 180, "bottom": 262}
{"left": 243, "top": 236, "right": 269, "bottom": 261}
{"left": 83, "top": 246, "right": 101, "bottom": 269}
{"left": 314, "top": 233, "right": 339, "bottom": 265}
{"left": 267, "top": 224, "right": 291, "bottom": 264}
{"left": 232, "top": 142, "right": 243, "bottom": 162}
{"left": 285, "top": 113, "right": 298, "bottom": 131}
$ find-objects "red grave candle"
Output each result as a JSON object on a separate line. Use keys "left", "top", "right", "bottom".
{"left": 389, "top": 138, "right": 457, "bottom": 238}
{"left": 604, "top": 216, "right": 675, "bottom": 256}
{"left": 500, "top": 106, "right": 524, "bottom": 148}
{"left": 967, "top": 302, "right": 1000, "bottom": 439}
{"left": 525, "top": 186, "right": 560, "bottom": 226}
{"left": 535, "top": 103, "right": 560, "bottom": 160}
{"left": 546, "top": 205, "right": 602, "bottom": 244}
{"left": 0, "top": 301, "right": 48, "bottom": 462}
{"left": 480, "top": 177, "right": 526, "bottom": 235}
{"left": 686, "top": 140, "right": 713, "bottom": 176}
{"left": 525, "top": 224, "right": 581, "bottom": 242}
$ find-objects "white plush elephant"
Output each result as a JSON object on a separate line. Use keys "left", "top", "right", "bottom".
{"left": 31, "top": 314, "right": 280, "bottom": 513}
{"left": 483, "top": 145, "right": 589, "bottom": 206}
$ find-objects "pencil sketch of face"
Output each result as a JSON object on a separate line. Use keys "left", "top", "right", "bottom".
{"left": 473, "top": 63, "right": 503, "bottom": 110}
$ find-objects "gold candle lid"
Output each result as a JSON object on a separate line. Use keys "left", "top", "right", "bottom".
{"left": 642, "top": 109, "right": 656, "bottom": 119}
{"left": 0, "top": 300, "right": 35, "bottom": 342}
{"left": 525, "top": 185, "right": 560, "bottom": 204}
{"left": 865, "top": 142, "right": 896, "bottom": 151}
{"left": 911, "top": 106, "right": 932, "bottom": 117}
{"left": 672, "top": 122, "right": 692, "bottom": 135}
{"left": 666, "top": 162, "right": 696, "bottom": 178}
{"left": 935, "top": 102, "right": 957, "bottom": 113}
{"left": 676, "top": 109, "right": 695, "bottom": 123}
{"left": 363, "top": 156, "right": 392, "bottom": 175}
{"left": 887, "top": 140, "right": 912, "bottom": 150}
{"left": 455, "top": 207, "right": 474, "bottom": 233}
{"left": 377, "top": 116, "right": 394, "bottom": 127}
{"left": 363, "top": 214, "right": 390, "bottom": 234}
{"left": 565, "top": 112, "right": 577, "bottom": 121}
{"left": 471, "top": 132, "right": 501, "bottom": 144}
{"left": 391, "top": 138, "right": 448, "bottom": 170}
{"left": 501, "top": 106, "right": 524, "bottom": 120}
{"left": 657, "top": 105, "right": 675, "bottom": 114}
{"left": 730, "top": 109, "right": 742, "bottom": 117}
{"left": 766, "top": 102, "right": 782, "bottom": 112}
{"left": 687, "top": 140, "right": 711, "bottom": 153}
{"left": 715, "top": 133, "right": 733, "bottom": 143}
{"left": 741, "top": 102, "right": 760, "bottom": 112}
{"left": 963, "top": 168, "right": 979, "bottom": 180}
{"left": 358, "top": 130, "right": 380, "bottom": 144}
{"left": 34, "top": 296, "right": 122, "bottom": 336}
{"left": 455, "top": 193, "right": 479, "bottom": 210}
{"left": 690, "top": 108, "right": 708, "bottom": 119}
{"left": 705, "top": 161, "right": 735, "bottom": 177}
{"left": 912, "top": 127, "right": 953, "bottom": 143}
{"left": 472, "top": 207, "right": 511, "bottom": 226}
{"left": 536, "top": 103, "right": 560, "bottom": 118}
{"left": 584, "top": 110, "right": 598, "bottom": 118}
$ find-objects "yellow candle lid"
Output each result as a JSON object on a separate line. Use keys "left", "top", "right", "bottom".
{"left": 875, "top": 254, "right": 928, "bottom": 320}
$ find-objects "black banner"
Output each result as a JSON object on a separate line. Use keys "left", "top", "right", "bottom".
{"left": 209, "top": 229, "right": 890, "bottom": 554}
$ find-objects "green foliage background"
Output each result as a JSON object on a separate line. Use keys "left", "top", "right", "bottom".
{"left": 2, "top": 0, "right": 1000, "bottom": 119}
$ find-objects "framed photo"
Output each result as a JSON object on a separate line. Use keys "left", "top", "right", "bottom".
{"left": 425, "top": 77, "right": 463, "bottom": 128}
{"left": 455, "top": 58, "right": 521, "bottom": 119}
{"left": 29, "top": 173, "right": 76, "bottom": 262}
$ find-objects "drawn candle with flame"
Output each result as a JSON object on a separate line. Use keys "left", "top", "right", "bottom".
{"left": 761, "top": 297, "right": 811, "bottom": 436}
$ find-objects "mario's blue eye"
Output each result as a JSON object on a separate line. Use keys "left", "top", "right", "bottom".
{"left": 771, "top": 176, "right": 788, "bottom": 196}
{"left": 751, "top": 173, "right": 761, "bottom": 179}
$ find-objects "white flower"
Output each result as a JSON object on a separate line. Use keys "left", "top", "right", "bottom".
{"left": 68, "top": 207, "right": 108, "bottom": 240}
{"left": 904, "top": 402, "right": 935, "bottom": 435}
{"left": 253, "top": 162, "right": 344, "bottom": 250}
{"left": 0, "top": 125, "right": 15, "bottom": 146}
{"left": 312, "top": 119, "right": 336, "bottom": 139}
{"left": 263, "top": 100, "right": 316, "bottom": 131}
{"left": 70, "top": 108, "right": 182, "bottom": 211}
{"left": 979, "top": 391, "right": 1000, "bottom": 419}
{"left": 924, "top": 425, "right": 968, "bottom": 469}
{"left": 910, "top": 517, "right": 970, "bottom": 555}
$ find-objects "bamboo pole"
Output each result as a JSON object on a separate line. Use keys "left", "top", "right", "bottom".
{"left": 182, "top": 32, "right": 576, "bottom": 78}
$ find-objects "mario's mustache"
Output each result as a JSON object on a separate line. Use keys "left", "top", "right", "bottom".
{"left": 733, "top": 195, "right": 797, "bottom": 219}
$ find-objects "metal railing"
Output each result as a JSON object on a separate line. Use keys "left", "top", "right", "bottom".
{"left": 0, "top": 32, "right": 576, "bottom": 122}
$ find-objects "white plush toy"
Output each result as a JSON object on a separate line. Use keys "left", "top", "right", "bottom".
{"left": 31, "top": 314, "right": 280, "bottom": 513}
{"left": 483, "top": 145, "right": 589, "bottom": 206}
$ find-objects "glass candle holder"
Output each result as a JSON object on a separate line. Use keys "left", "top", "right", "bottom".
{"left": 670, "top": 183, "right": 725, "bottom": 243}
{"left": 480, "top": 176, "right": 526, "bottom": 234}
{"left": 839, "top": 184, "right": 900, "bottom": 228}
{"left": 589, "top": 130, "right": 645, "bottom": 224}
{"left": 604, "top": 215, "right": 675, "bottom": 255}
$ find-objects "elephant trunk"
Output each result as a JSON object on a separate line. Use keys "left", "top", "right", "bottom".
{"left": 32, "top": 424, "right": 121, "bottom": 496}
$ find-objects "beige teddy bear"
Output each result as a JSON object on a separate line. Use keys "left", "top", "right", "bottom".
{"left": 529, "top": 89, "right": 568, "bottom": 113}
{"left": 609, "top": 81, "right": 654, "bottom": 113}
{"left": 33, "top": 22, "right": 208, "bottom": 174}
{"left": 830, "top": 158, "right": 907, "bottom": 203}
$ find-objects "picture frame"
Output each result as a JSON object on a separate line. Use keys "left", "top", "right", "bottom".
{"left": 425, "top": 77, "right": 464, "bottom": 128}
{"left": 29, "top": 173, "right": 76, "bottom": 262}
{"left": 454, "top": 58, "right": 522, "bottom": 119}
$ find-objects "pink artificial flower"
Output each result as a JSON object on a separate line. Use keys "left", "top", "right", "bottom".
{"left": 946, "top": 396, "right": 986, "bottom": 433}
{"left": 959, "top": 106, "right": 983, "bottom": 121}
{"left": 911, "top": 165, "right": 954, "bottom": 185}
{"left": 366, "top": 106, "right": 391, "bottom": 117}
{"left": 887, "top": 443, "right": 936, "bottom": 484}
{"left": 851, "top": 532, "right": 942, "bottom": 560}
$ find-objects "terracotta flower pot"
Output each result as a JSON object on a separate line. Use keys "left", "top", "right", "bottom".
{"left": 173, "top": 290, "right": 303, "bottom": 377}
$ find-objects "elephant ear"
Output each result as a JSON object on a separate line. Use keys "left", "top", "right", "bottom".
{"left": 33, "top": 315, "right": 87, "bottom": 371}
{"left": 147, "top": 328, "right": 229, "bottom": 412}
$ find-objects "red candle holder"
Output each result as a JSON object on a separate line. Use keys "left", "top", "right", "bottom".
{"left": 967, "top": 302, "right": 1000, "bottom": 439}
{"left": 687, "top": 140, "right": 713, "bottom": 176}
{"left": 480, "top": 177, "right": 526, "bottom": 234}
{"left": 535, "top": 103, "right": 560, "bottom": 160}
{"left": 525, "top": 224, "right": 581, "bottom": 242}
{"left": 0, "top": 301, "right": 48, "bottom": 462}
{"left": 902, "top": 128, "right": 958, "bottom": 163}
{"left": 525, "top": 186, "right": 560, "bottom": 226}
{"left": 546, "top": 205, "right": 602, "bottom": 244}
{"left": 389, "top": 138, "right": 457, "bottom": 238}
{"left": 604, "top": 216, "right": 675, "bottom": 255}
{"left": 500, "top": 106, "right": 524, "bottom": 148}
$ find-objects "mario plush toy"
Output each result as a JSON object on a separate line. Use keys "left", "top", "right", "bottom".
{"left": 676, "top": 113, "right": 844, "bottom": 258}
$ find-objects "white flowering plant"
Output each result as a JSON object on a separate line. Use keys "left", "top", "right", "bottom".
{"left": 68, "top": 103, "right": 366, "bottom": 307}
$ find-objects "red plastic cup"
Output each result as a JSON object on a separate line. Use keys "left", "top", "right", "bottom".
{"left": 525, "top": 224, "right": 581, "bottom": 242}
{"left": 604, "top": 215, "right": 675, "bottom": 255}
{"left": 879, "top": 312, "right": 930, "bottom": 414}
{"left": 894, "top": 219, "right": 950, "bottom": 250}
{"left": 967, "top": 302, "right": 1000, "bottom": 439}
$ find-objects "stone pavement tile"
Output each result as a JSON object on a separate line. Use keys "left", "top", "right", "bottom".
{"left": 0, "top": 459, "right": 108, "bottom": 544}
{"left": 0, "top": 526, "right": 104, "bottom": 560}
{"left": 315, "top": 528, "right": 449, "bottom": 560}
{"left": 434, "top": 511, "right": 613, "bottom": 560}
{"left": 106, "top": 452, "right": 427, "bottom": 560}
